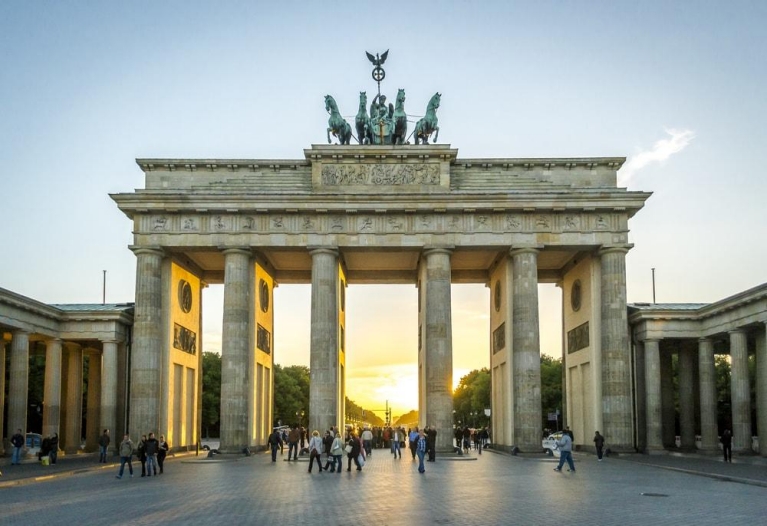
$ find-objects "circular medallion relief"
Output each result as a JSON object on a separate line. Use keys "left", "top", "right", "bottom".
{"left": 259, "top": 279, "right": 269, "bottom": 312}
{"left": 494, "top": 281, "right": 502, "bottom": 312}
{"left": 178, "top": 280, "right": 193, "bottom": 313}
{"left": 571, "top": 280, "right": 582, "bottom": 312}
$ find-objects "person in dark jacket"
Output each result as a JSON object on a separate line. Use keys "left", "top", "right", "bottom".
{"left": 98, "top": 429, "right": 111, "bottom": 463}
{"left": 346, "top": 433, "right": 363, "bottom": 471}
{"left": 145, "top": 433, "right": 159, "bottom": 476}
{"left": 426, "top": 426, "right": 437, "bottom": 461}
{"left": 721, "top": 429, "right": 733, "bottom": 462}
{"left": 11, "top": 429, "right": 24, "bottom": 465}
{"left": 49, "top": 433, "right": 59, "bottom": 464}
{"left": 322, "top": 429, "right": 335, "bottom": 470}
{"left": 593, "top": 431, "right": 605, "bottom": 461}
{"left": 157, "top": 435, "right": 170, "bottom": 473}
{"left": 268, "top": 428, "right": 283, "bottom": 462}
{"left": 137, "top": 435, "right": 148, "bottom": 476}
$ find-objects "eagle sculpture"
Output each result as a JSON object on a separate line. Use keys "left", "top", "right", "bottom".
{"left": 365, "top": 49, "right": 389, "bottom": 68}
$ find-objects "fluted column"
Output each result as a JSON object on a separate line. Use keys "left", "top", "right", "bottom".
{"left": 599, "top": 247, "right": 633, "bottom": 450}
{"left": 756, "top": 323, "right": 767, "bottom": 457}
{"left": 8, "top": 331, "right": 30, "bottom": 440}
{"left": 421, "top": 248, "right": 454, "bottom": 452}
{"left": 64, "top": 343, "right": 83, "bottom": 454}
{"left": 219, "top": 248, "right": 252, "bottom": 452}
{"left": 100, "top": 340, "right": 119, "bottom": 454}
{"left": 86, "top": 352, "right": 102, "bottom": 451}
{"left": 43, "top": 338, "right": 63, "bottom": 439}
{"left": 730, "top": 329, "right": 751, "bottom": 452}
{"left": 510, "top": 248, "right": 541, "bottom": 450}
{"left": 644, "top": 339, "right": 664, "bottom": 452}
{"left": 698, "top": 337, "right": 718, "bottom": 452}
{"left": 309, "top": 248, "right": 340, "bottom": 434}
{"left": 130, "top": 247, "right": 164, "bottom": 438}
{"left": 0, "top": 338, "right": 7, "bottom": 455}
{"left": 678, "top": 346, "right": 695, "bottom": 449}
{"left": 660, "top": 350, "right": 675, "bottom": 447}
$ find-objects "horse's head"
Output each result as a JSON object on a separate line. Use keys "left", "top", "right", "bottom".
{"left": 429, "top": 92, "right": 441, "bottom": 110}
{"left": 359, "top": 91, "right": 367, "bottom": 105}
{"left": 325, "top": 95, "right": 332, "bottom": 113}
{"left": 396, "top": 88, "right": 406, "bottom": 107}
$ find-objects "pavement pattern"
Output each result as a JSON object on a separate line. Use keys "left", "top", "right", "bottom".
{"left": 1, "top": 448, "right": 766, "bottom": 525}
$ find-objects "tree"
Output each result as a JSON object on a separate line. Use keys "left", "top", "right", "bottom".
{"left": 201, "top": 352, "right": 221, "bottom": 438}
{"left": 273, "top": 364, "right": 310, "bottom": 427}
{"left": 540, "top": 355, "right": 563, "bottom": 430}
{"left": 453, "top": 368, "right": 491, "bottom": 428}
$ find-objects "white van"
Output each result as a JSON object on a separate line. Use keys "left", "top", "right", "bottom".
{"left": 542, "top": 432, "right": 562, "bottom": 458}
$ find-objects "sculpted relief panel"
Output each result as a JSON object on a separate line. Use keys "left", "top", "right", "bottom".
{"left": 320, "top": 163, "right": 440, "bottom": 186}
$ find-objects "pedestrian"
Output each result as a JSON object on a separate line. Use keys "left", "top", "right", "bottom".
{"left": 39, "top": 435, "right": 51, "bottom": 462}
{"left": 391, "top": 427, "right": 403, "bottom": 459}
{"left": 268, "top": 427, "right": 283, "bottom": 462}
{"left": 11, "top": 429, "right": 24, "bottom": 465}
{"left": 409, "top": 427, "right": 419, "bottom": 460}
{"left": 330, "top": 431, "right": 344, "bottom": 473}
{"left": 288, "top": 424, "right": 300, "bottom": 461}
{"left": 49, "top": 432, "right": 59, "bottom": 464}
{"left": 346, "top": 433, "right": 363, "bottom": 471}
{"left": 307, "top": 430, "right": 324, "bottom": 473}
{"left": 116, "top": 433, "right": 134, "bottom": 479}
{"left": 157, "top": 435, "right": 170, "bottom": 473}
{"left": 138, "top": 434, "right": 147, "bottom": 476}
{"left": 322, "top": 429, "right": 335, "bottom": 470}
{"left": 427, "top": 426, "right": 437, "bottom": 461}
{"left": 98, "top": 429, "right": 111, "bottom": 463}
{"left": 145, "top": 432, "right": 159, "bottom": 476}
{"left": 416, "top": 429, "right": 427, "bottom": 473}
{"left": 721, "top": 429, "right": 732, "bottom": 463}
{"left": 593, "top": 431, "right": 605, "bottom": 461}
{"left": 361, "top": 426, "right": 373, "bottom": 456}
{"left": 553, "top": 431, "right": 575, "bottom": 472}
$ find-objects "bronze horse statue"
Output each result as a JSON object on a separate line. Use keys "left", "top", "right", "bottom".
{"left": 355, "top": 92, "right": 372, "bottom": 145}
{"left": 325, "top": 95, "right": 351, "bottom": 145}
{"left": 392, "top": 88, "right": 407, "bottom": 145}
{"left": 414, "top": 92, "right": 441, "bottom": 145}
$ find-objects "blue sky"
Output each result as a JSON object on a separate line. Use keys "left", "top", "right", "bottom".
{"left": 2, "top": 1, "right": 765, "bottom": 415}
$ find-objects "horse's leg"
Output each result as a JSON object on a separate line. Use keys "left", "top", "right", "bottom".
{"left": 433, "top": 126, "right": 439, "bottom": 143}
{"left": 327, "top": 128, "right": 332, "bottom": 144}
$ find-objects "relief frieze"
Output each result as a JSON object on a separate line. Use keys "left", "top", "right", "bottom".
{"left": 320, "top": 163, "right": 440, "bottom": 186}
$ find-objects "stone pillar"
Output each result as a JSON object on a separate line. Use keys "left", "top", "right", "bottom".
{"left": 422, "top": 248, "right": 454, "bottom": 452}
{"left": 678, "top": 346, "right": 696, "bottom": 449}
{"left": 43, "top": 338, "right": 63, "bottom": 439}
{"left": 219, "top": 248, "right": 252, "bottom": 452}
{"left": 660, "top": 350, "right": 675, "bottom": 447}
{"left": 0, "top": 338, "right": 6, "bottom": 455}
{"left": 729, "top": 329, "right": 751, "bottom": 452}
{"left": 64, "top": 343, "right": 83, "bottom": 454}
{"left": 634, "top": 340, "right": 647, "bottom": 452}
{"left": 86, "top": 352, "right": 102, "bottom": 451}
{"left": 8, "top": 331, "right": 30, "bottom": 440}
{"left": 599, "top": 247, "right": 633, "bottom": 450}
{"left": 309, "top": 248, "right": 340, "bottom": 435}
{"left": 100, "top": 340, "right": 119, "bottom": 454}
{"left": 756, "top": 323, "right": 767, "bottom": 457}
{"left": 510, "top": 248, "right": 542, "bottom": 451}
{"left": 644, "top": 339, "right": 664, "bottom": 452}
{"left": 698, "top": 337, "right": 718, "bottom": 453}
{"left": 130, "top": 247, "right": 164, "bottom": 438}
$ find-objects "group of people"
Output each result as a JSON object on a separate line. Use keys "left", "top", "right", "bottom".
{"left": 115, "top": 431, "right": 170, "bottom": 479}
{"left": 454, "top": 426, "right": 490, "bottom": 454}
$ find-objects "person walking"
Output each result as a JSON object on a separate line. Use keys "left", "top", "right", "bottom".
{"left": 391, "top": 427, "right": 402, "bottom": 459}
{"left": 427, "top": 426, "right": 437, "bottom": 461}
{"left": 361, "top": 427, "right": 373, "bottom": 456}
{"left": 287, "top": 425, "right": 300, "bottom": 461}
{"left": 330, "top": 431, "right": 344, "bottom": 473}
{"left": 409, "top": 427, "right": 419, "bottom": 460}
{"left": 721, "top": 429, "right": 733, "bottom": 463}
{"left": 98, "top": 429, "right": 111, "bottom": 463}
{"left": 49, "top": 432, "right": 59, "bottom": 464}
{"left": 145, "top": 432, "right": 159, "bottom": 476}
{"left": 11, "top": 429, "right": 24, "bottom": 465}
{"left": 346, "top": 433, "right": 363, "bottom": 471}
{"left": 553, "top": 431, "right": 575, "bottom": 472}
{"left": 268, "top": 427, "right": 283, "bottom": 462}
{"left": 116, "top": 433, "right": 134, "bottom": 479}
{"left": 322, "top": 429, "right": 335, "bottom": 470}
{"left": 137, "top": 434, "right": 147, "bottom": 476}
{"left": 307, "top": 430, "right": 324, "bottom": 473}
{"left": 593, "top": 431, "right": 605, "bottom": 461}
{"left": 416, "top": 429, "right": 427, "bottom": 474}
{"left": 157, "top": 435, "right": 170, "bottom": 473}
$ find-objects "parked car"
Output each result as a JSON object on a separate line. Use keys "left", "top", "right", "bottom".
{"left": 542, "top": 431, "right": 562, "bottom": 458}
{"left": 25, "top": 432, "right": 43, "bottom": 458}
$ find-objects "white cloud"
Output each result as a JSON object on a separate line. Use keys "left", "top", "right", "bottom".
{"left": 619, "top": 128, "right": 695, "bottom": 185}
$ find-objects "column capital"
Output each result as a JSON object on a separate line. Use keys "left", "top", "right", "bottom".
{"left": 642, "top": 338, "right": 660, "bottom": 344}
{"left": 129, "top": 245, "right": 164, "bottom": 257}
{"left": 423, "top": 246, "right": 454, "bottom": 257}
{"left": 509, "top": 246, "right": 541, "bottom": 257}
{"left": 220, "top": 247, "right": 252, "bottom": 257}
{"left": 698, "top": 336, "right": 713, "bottom": 343}
{"left": 12, "top": 329, "right": 30, "bottom": 337}
{"left": 597, "top": 244, "right": 633, "bottom": 256}
{"left": 100, "top": 339, "right": 122, "bottom": 345}
{"left": 729, "top": 328, "right": 748, "bottom": 336}
{"left": 308, "top": 246, "right": 339, "bottom": 257}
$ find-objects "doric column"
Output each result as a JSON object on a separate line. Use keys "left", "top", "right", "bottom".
{"left": 43, "top": 338, "right": 63, "bottom": 439}
{"left": 660, "top": 349, "right": 675, "bottom": 447}
{"left": 678, "top": 346, "right": 695, "bottom": 449}
{"left": 698, "top": 337, "right": 718, "bottom": 452}
{"left": 756, "top": 322, "right": 767, "bottom": 457}
{"left": 644, "top": 339, "right": 664, "bottom": 452}
{"left": 729, "top": 329, "right": 751, "bottom": 452}
{"left": 599, "top": 247, "right": 633, "bottom": 450}
{"left": 510, "top": 248, "right": 541, "bottom": 450}
{"left": 64, "top": 343, "right": 83, "bottom": 454}
{"left": 421, "top": 248, "right": 454, "bottom": 452}
{"left": 8, "top": 331, "right": 30, "bottom": 440}
{"left": 309, "top": 248, "right": 341, "bottom": 435}
{"left": 130, "top": 247, "right": 164, "bottom": 438}
{"left": 100, "top": 340, "right": 119, "bottom": 454}
{"left": 0, "top": 338, "right": 7, "bottom": 455}
{"left": 219, "top": 248, "right": 252, "bottom": 452}
{"left": 86, "top": 352, "right": 102, "bottom": 451}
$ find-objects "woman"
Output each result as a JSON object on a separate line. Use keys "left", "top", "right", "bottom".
{"left": 347, "top": 433, "right": 363, "bottom": 471}
{"left": 48, "top": 433, "right": 59, "bottom": 465}
{"left": 307, "top": 430, "right": 324, "bottom": 473}
{"left": 137, "top": 434, "right": 148, "bottom": 477}
{"left": 330, "top": 431, "right": 344, "bottom": 474}
{"left": 157, "top": 435, "right": 170, "bottom": 474}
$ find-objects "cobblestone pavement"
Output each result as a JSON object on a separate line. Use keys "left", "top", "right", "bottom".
{"left": 2, "top": 448, "right": 767, "bottom": 525}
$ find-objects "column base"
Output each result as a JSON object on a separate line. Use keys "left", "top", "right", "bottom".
{"left": 644, "top": 447, "right": 669, "bottom": 455}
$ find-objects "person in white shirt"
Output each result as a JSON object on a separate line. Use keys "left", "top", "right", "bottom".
{"left": 307, "top": 430, "right": 325, "bottom": 473}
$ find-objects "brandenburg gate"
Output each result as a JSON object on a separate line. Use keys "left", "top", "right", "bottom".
{"left": 111, "top": 144, "right": 650, "bottom": 453}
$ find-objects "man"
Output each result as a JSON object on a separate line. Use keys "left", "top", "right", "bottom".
{"left": 553, "top": 431, "right": 575, "bottom": 472}
{"left": 145, "top": 432, "right": 159, "bottom": 476}
{"left": 98, "top": 429, "right": 111, "bottom": 463}
{"left": 268, "top": 427, "right": 283, "bottom": 462}
{"left": 427, "top": 426, "right": 437, "bottom": 461}
{"left": 361, "top": 427, "right": 373, "bottom": 456}
{"left": 409, "top": 427, "right": 419, "bottom": 460}
{"left": 593, "top": 431, "right": 605, "bottom": 461}
{"left": 322, "top": 429, "right": 335, "bottom": 470}
{"left": 116, "top": 433, "right": 134, "bottom": 479}
{"left": 11, "top": 429, "right": 24, "bottom": 465}
{"left": 391, "top": 427, "right": 403, "bottom": 459}
{"left": 416, "top": 429, "right": 427, "bottom": 474}
{"left": 287, "top": 425, "right": 300, "bottom": 461}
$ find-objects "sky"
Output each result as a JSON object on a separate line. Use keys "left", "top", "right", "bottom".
{"left": 2, "top": 1, "right": 766, "bottom": 419}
